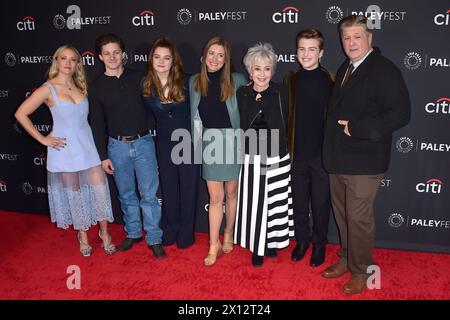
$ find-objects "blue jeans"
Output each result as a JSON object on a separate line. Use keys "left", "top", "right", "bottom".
{"left": 107, "top": 134, "right": 162, "bottom": 245}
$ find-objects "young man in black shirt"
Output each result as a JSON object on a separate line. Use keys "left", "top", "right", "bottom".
{"left": 284, "top": 29, "right": 334, "bottom": 267}
{"left": 89, "top": 33, "right": 166, "bottom": 258}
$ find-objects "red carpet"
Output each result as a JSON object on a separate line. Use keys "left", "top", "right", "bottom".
{"left": 0, "top": 210, "right": 448, "bottom": 300}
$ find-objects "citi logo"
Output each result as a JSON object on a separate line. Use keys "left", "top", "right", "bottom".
{"left": 132, "top": 10, "right": 155, "bottom": 26}
{"left": 17, "top": 16, "right": 35, "bottom": 31}
{"left": 416, "top": 178, "right": 443, "bottom": 194}
{"left": 204, "top": 203, "right": 226, "bottom": 213}
{"left": 0, "top": 180, "right": 7, "bottom": 192}
{"left": 81, "top": 51, "right": 95, "bottom": 66}
{"left": 434, "top": 9, "right": 450, "bottom": 25}
{"left": 34, "top": 153, "right": 47, "bottom": 166}
{"left": 272, "top": 6, "right": 299, "bottom": 24}
{"left": 425, "top": 97, "right": 450, "bottom": 114}
{"left": 25, "top": 88, "right": 38, "bottom": 98}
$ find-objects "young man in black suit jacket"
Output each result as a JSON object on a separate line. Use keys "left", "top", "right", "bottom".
{"left": 322, "top": 15, "right": 410, "bottom": 295}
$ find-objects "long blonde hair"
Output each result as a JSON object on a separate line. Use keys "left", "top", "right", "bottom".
{"left": 142, "top": 37, "right": 185, "bottom": 102}
{"left": 47, "top": 45, "right": 88, "bottom": 95}
{"left": 194, "top": 36, "right": 235, "bottom": 102}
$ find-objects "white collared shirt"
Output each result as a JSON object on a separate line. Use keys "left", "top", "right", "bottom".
{"left": 352, "top": 48, "right": 374, "bottom": 71}
{"left": 341, "top": 48, "right": 374, "bottom": 86}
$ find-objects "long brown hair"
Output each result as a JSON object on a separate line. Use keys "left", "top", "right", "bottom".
{"left": 142, "top": 37, "right": 185, "bottom": 102}
{"left": 47, "top": 45, "right": 88, "bottom": 95}
{"left": 194, "top": 36, "right": 235, "bottom": 102}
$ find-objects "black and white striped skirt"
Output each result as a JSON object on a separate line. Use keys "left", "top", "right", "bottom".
{"left": 234, "top": 153, "right": 295, "bottom": 256}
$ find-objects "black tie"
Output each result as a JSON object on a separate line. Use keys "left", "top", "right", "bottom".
{"left": 341, "top": 63, "right": 354, "bottom": 88}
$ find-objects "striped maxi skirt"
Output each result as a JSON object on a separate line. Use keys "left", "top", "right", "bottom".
{"left": 234, "top": 153, "right": 295, "bottom": 256}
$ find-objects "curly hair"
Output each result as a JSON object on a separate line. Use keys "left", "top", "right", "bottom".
{"left": 243, "top": 42, "right": 278, "bottom": 75}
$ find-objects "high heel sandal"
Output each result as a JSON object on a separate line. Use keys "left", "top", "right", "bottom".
{"left": 222, "top": 232, "right": 234, "bottom": 254}
{"left": 98, "top": 230, "right": 116, "bottom": 255}
{"left": 204, "top": 241, "right": 223, "bottom": 267}
{"left": 77, "top": 231, "right": 92, "bottom": 257}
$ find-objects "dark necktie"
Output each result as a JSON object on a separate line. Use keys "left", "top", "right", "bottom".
{"left": 341, "top": 63, "right": 354, "bottom": 88}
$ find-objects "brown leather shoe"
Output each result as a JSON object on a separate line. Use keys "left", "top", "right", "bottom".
{"left": 322, "top": 263, "right": 348, "bottom": 279}
{"left": 342, "top": 276, "right": 366, "bottom": 295}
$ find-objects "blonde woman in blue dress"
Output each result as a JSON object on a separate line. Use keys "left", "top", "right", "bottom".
{"left": 15, "top": 45, "right": 115, "bottom": 257}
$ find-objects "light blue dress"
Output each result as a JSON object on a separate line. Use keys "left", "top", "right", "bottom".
{"left": 45, "top": 82, "right": 113, "bottom": 231}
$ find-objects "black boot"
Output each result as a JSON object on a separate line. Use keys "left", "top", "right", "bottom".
{"left": 310, "top": 246, "right": 325, "bottom": 267}
{"left": 251, "top": 253, "right": 264, "bottom": 267}
{"left": 265, "top": 248, "right": 277, "bottom": 258}
{"left": 291, "top": 243, "right": 309, "bottom": 262}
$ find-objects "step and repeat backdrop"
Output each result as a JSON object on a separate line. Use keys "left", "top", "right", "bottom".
{"left": 0, "top": 0, "right": 449, "bottom": 253}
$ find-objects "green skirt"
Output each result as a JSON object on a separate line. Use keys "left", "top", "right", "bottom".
{"left": 201, "top": 128, "right": 241, "bottom": 181}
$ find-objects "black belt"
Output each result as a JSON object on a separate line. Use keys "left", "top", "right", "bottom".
{"left": 111, "top": 130, "right": 150, "bottom": 143}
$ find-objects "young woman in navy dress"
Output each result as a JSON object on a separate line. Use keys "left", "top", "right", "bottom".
{"left": 143, "top": 38, "right": 199, "bottom": 249}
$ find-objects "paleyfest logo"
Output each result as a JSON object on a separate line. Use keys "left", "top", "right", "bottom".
{"left": 176, "top": 8, "right": 246, "bottom": 24}
{"left": 388, "top": 213, "right": 405, "bottom": 228}
{"left": 4, "top": 52, "right": 52, "bottom": 67}
{"left": 325, "top": 6, "right": 344, "bottom": 24}
{"left": 404, "top": 52, "right": 422, "bottom": 70}
{"left": 4, "top": 52, "right": 17, "bottom": 67}
{"left": 53, "top": 5, "right": 111, "bottom": 30}
{"left": 396, "top": 137, "right": 414, "bottom": 153}
{"left": 404, "top": 51, "right": 449, "bottom": 70}
{"left": 177, "top": 8, "right": 192, "bottom": 25}
{"left": 355, "top": 5, "right": 406, "bottom": 27}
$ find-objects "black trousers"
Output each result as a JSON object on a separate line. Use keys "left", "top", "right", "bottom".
{"left": 157, "top": 143, "right": 200, "bottom": 249}
{"left": 291, "top": 156, "right": 331, "bottom": 248}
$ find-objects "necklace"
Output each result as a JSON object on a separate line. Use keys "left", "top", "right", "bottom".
{"left": 64, "top": 83, "right": 73, "bottom": 91}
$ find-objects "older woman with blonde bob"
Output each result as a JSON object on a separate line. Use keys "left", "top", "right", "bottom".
{"left": 15, "top": 45, "right": 115, "bottom": 257}
{"left": 234, "top": 43, "right": 294, "bottom": 267}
